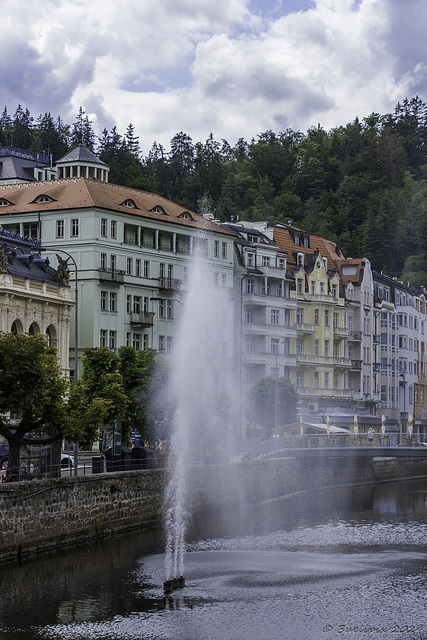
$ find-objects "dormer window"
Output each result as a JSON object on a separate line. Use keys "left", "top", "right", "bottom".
{"left": 151, "top": 205, "right": 166, "bottom": 214}
{"left": 0, "top": 198, "right": 12, "bottom": 206}
{"left": 32, "top": 194, "right": 54, "bottom": 204}
{"left": 121, "top": 199, "right": 137, "bottom": 209}
{"left": 297, "top": 252, "right": 304, "bottom": 266}
{"left": 294, "top": 235, "right": 300, "bottom": 246}
{"left": 179, "top": 211, "right": 194, "bottom": 220}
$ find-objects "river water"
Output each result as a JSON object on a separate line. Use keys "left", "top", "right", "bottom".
{"left": 1, "top": 478, "right": 427, "bottom": 640}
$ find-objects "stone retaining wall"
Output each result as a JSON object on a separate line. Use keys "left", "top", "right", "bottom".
{"left": 1, "top": 455, "right": 425, "bottom": 563}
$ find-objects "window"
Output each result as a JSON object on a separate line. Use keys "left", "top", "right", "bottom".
{"left": 262, "top": 256, "right": 270, "bottom": 267}
{"left": 296, "top": 339, "right": 304, "bottom": 355}
{"left": 247, "top": 253, "right": 255, "bottom": 267}
{"left": 111, "top": 220, "right": 117, "bottom": 239}
{"left": 333, "top": 312, "right": 338, "bottom": 328}
{"left": 277, "top": 258, "right": 286, "bottom": 269}
{"left": 101, "top": 218, "right": 107, "bottom": 237}
{"left": 296, "top": 308, "right": 303, "bottom": 324}
{"left": 271, "top": 309, "right": 279, "bottom": 325}
{"left": 126, "top": 332, "right": 131, "bottom": 347}
{"left": 159, "top": 300, "right": 165, "bottom": 318}
{"left": 23, "top": 222, "right": 38, "bottom": 238}
{"left": 214, "top": 240, "right": 219, "bottom": 258}
{"left": 135, "top": 259, "right": 141, "bottom": 276}
{"left": 325, "top": 340, "right": 330, "bottom": 357}
{"left": 297, "top": 279, "right": 303, "bottom": 294}
{"left": 109, "top": 292, "right": 117, "bottom": 312}
{"left": 133, "top": 296, "right": 141, "bottom": 313}
{"left": 100, "top": 329, "right": 107, "bottom": 347}
{"left": 324, "top": 372, "right": 329, "bottom": 389}
{"left": 314, "top": 372, "right": 319, "bottom": 388}
{"left": 110, "top": 255, "right": 116, "bottom": 271}
{"left": 100, "top": 291, "right": 107, "bottom": 311}
{"left": 296, "top": 371, "right": 304, "bottom": 387}
{"left": 71, "top": 219, "right": 79, "bottom": 237}
{"left": 222, "top": 242, "right": 227, "bottom": 259}
{"left": 167, "top": 336, "right": 173, "bottom": 353}
{"left": 132, "top": 334, "right": 141, "bottom": 350}
{"left": 56, "top": 220, "right": 64, "bottom": 238}
{"left": 144, "top": 260, "right": 150, "bottom": 278}
{"left": 143, "top": 334, "right": 149, "bottom": 350}
{"left": 314, "top": 339, "right": 319, "bottom": 356}
{"left": 314, "top": 309, "right": 319, "bottom": 326}
{"left": 320, "top": 282, "right": 325, "bottom": 294}
{"left": 311, "top": 281, "right": 316, "bottom": 295}
{"left": 159, "top": 263, "right": 165, "bottom": 279}
{"left": 271, "top": 338, "right": 279, "bottom": 354}
{"left": 325, "top": 310, "right": 330, "bottom": 326}
{"left": 159, "top": 335, "right": 165, "bottom": 352}
{"left": 246, "top": 307, "right": 254, "bottom": 324}
{"left": 332, "top": 284, "right": 338, "bottom": 298}
{"left": 109, "top": 330, "right": 116, "bottom": 350}
{"left": 126, "top": 295, "right": 132, "bottom": 313}
{"left": 126, "top": 258, "right": 133, "bottom": 275}
{"left": 246, "top": 278, "right": 254, "bottom": 294}
{"left": 167, "top": 300, "right": 173, "bottom": 319}
{"left": 100, "top": 253, "right": 107, "bottom": 270}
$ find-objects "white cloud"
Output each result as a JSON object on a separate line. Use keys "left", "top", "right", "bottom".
{"left": 2, "top": 0, "right": 427, "bottom": 150}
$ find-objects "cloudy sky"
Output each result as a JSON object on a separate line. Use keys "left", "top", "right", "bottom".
{"left": 2, "top": 0, "right": 427, "bottom": 152}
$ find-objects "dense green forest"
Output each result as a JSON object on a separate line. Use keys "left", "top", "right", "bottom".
{"left": 2, "top": 98, "right": 427, "bottom": 287}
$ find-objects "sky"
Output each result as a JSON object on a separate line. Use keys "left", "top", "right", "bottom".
{"left": 2, "top": 0, "right": 427, "bottom": 153}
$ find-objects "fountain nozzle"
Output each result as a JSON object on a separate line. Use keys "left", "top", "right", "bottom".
{"left": 163, "top": 576, "right": 185, "bottom": 593}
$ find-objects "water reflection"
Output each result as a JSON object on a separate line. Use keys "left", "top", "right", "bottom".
{"left": 0, "top": 479, "right": 426, "bottom": 640}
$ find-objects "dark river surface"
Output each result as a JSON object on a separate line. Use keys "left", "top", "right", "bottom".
{"left": 1, "top": 478, "right": 427, "bottom": 640}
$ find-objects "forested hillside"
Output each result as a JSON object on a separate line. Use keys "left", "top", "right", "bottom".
{"left": 2, "top": 98, "right": 427, "bottom": 286}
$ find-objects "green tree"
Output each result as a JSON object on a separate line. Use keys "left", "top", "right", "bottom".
{"left": 117, "top": 346, "right": 157, "bottom": 443}
{"left": 0, "top": 333, "right": 68, "bottom": 478}
{"left": 248, "top": 376, "right": 298, "bottom": 438}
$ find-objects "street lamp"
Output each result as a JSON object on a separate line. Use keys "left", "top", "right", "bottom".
{"left": 399, "top": 372, "right": 406, "bottom": 444}
{"left": 54, "top": 249, "right": 79, "bottom": 383}
{"left": 274, "top": 340, "right": 287, "bottom": 434}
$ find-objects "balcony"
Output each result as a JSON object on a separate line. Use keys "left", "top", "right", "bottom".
{"left": 98, "top": 268, "right": 125, "bottom": 284}
{"left": 373, "top": 335, "right": 380, "bottom": 344}
{"left": 334, "top": 357, "right": 352, "bottom": 367}
{"left": 350, "top": 359, "right": 362, "bottom": 370}
{"left": 348, "top": 330, "right": 363, "bottom": 341}
{"left": 334, "top": 326, "right": 349, "bottom": 338}
{"left": 297, "top": 354, "right": 331, "bottom": 366}
{"left": 130, "top": 312, "right": 155, "bottom": 326}
{"left": 296, "top": 386, "right": 352, "bottom": 399}
{"left": 159, "top": 278, "right": 181, "bottom": 292}
{"left": 296, "top": 322, "right": 315, "bottom": 334}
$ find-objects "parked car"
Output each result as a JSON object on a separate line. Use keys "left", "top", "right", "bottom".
{"left": 61, "top": 453, "right": 74, "bottom": 468}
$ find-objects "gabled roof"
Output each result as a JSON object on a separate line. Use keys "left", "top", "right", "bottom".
{"left": 56, "top": 144, "right": 107, "bottom": 165}
{"left": 0, "top": 178, "right": 236, "bottom": 236}
{"left": 273, "top": 224, "right": 344, "bottom": 273}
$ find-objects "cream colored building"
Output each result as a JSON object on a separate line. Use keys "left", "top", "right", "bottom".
{"left": 0, "top": 227, "right": 73, "bottom": 374}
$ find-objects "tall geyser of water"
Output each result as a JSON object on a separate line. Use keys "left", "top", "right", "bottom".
{"left": 164, "top": 237, "right": 234, "bottom": 581}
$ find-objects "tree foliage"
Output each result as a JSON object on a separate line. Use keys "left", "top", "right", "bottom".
{"left": 248, "top": 376, "right": 298, "bottom": 438}
{"left": 0, "top": 333, "right": 68, "bottom": 476}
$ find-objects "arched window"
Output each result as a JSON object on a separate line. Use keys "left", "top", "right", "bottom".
{"left": 11, "top": 319, "right": 24, "bottom": 335}
{"left": 28, "top": 322, "right": 40, "bottom": 335}
{"left": 46, "top": 324, "right": 58, "bottom": 348}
